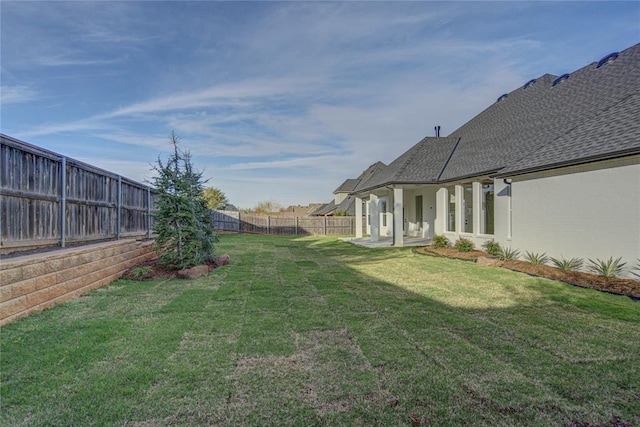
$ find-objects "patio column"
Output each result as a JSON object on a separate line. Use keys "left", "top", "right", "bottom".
{"left": 370, "top": 194, "right": 379, "bottom": 242}
{"left": 355, "top": 196, "right": 363, "bottom": 238}
{"left": 393, "top": 187, "right": 404, "bottom": 247}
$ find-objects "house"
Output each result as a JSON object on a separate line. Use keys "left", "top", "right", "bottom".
{"left": 312, "top": 162, "right": 386, "bottom": 216}
{"left": 280, "top": 204, "right": 323, "bottom": 217}
{"left": 351, "top": 43, "right": 640, "bottom": 274}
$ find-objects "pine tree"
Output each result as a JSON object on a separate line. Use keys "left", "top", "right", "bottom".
{"left": 151, "top": 132, "right": 217, "bottom": 269}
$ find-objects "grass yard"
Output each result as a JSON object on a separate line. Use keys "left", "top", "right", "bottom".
{"left": 2, "top": 234, "right": 639, "bottom": 426}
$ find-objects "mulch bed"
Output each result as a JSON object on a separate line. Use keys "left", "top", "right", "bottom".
{"left": 416, "top": 247, "right": 640, "bottom": 300}
{"left": 121, "top": 258, "right": 217, "bottom": 280}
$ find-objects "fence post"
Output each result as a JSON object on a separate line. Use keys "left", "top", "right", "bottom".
{"left": 147, "top": 186, "right": 151, "bottom": 239}
{"left": 323, "top": 215, "right": 327, "bottom": 235}
{"left": 267, "top": 215, "right": 270, "bottom": 235}
{"left": 295, "top": 217, "right": 298, "bottom": 235}
{"left": 238, "top": 211, "right": 242, "bottom": 233}
{"left": 60, "top": 156, "right": 66, "bottom": 248}
{"left": 116, "top": 175, "right": 122, "bottom": 240}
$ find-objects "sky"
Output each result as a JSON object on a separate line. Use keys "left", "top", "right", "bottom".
{"left": 1, "top": 2, "right": 638, "bottom": 209}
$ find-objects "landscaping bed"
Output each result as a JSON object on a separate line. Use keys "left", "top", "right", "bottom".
{"left": 417, "top": 246, "right": 640, "bottom": 299}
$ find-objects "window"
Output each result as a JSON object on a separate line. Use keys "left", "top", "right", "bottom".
{"left": 463, "top": 183, "right": 473, "bottom": 233}
{"left": 481, "top": 181, "right": 494, "bottom": 235}
{"left": 446, "top": 186, "right": 456, "bottom": 232}
{"left": 381, "top": 201, "right": 387, "bottom": 227}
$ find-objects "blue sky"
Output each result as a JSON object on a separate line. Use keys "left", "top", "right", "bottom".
{"left": 1, "top": 1, "right": 638, "bottom": 209}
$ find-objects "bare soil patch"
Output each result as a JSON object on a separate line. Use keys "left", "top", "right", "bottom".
{"left": 417, "top": 247, "right": 640, "bottom": 299}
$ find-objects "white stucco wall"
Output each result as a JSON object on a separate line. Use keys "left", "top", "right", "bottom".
{"left": 403, "top": 187, "right": 437, "bottom": 238}
{"left": 499, "top": 157, "right": 640, "bottom": 276}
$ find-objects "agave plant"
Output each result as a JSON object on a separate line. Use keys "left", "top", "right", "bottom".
{"left": 587, "top": 257, "right": 626, "bottom": 278}
{"left": 498, "top": 247, "right": 520, "bottom": 261}
{"left": 550, "top": 256, "right": 583, "bottom": 271}
{"left": 524, "top": 251, "right": 549, "bottom": 265}
{"left": 632, "top": 260, "right": 640, "bottom": 280}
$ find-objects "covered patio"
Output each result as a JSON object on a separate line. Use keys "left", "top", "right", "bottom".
{"left": 342, "top": 236, "right": 431, "bottom": 248}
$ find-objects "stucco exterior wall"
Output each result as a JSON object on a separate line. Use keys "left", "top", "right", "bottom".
{"left": 403, "top": 187, "right": 437, "bottom": 239}
{"left": 499, "top": 157, "right": 640, "bottom": 276}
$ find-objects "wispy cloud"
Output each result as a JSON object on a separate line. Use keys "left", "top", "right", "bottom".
{"left": 37, "top": 55, "right": 126, "bottom": 67}
{"left": 1, "top": 85, "right": 38, "bottom": 104}
{"left": 2, "top": 1, "right": 637, "bottom": 207}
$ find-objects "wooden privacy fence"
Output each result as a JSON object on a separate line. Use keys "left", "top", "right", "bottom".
{"left": 0, "top": 134, "right": 158, "bottom": 253}
{"left": 212, "top": 210, "right": 363, "bottom": 236}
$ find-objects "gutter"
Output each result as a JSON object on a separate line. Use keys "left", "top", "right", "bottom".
{"left": 493, "top": 149, "right": 640, "bottom": 178}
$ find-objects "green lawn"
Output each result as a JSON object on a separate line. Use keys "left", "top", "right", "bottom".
{"left": 2, "top": 234, "right": 639, "bottom": 426}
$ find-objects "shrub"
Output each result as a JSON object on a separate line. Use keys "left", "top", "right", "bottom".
{"left": 587, "top": 257, "right": 626, "bottom": 278}
{"left": 454, "top": 238, "right": 475, "bottom": 252}
{"left": 524, "top": 251, "right": 549, "bottom": 265}
{"left": 498, "top": 246, "right": 520, "bottom": 261}
{"left": 482, "top": 240, "right": 502, "bottom": 256}
{"left": 151, "top": 132, "right": 218, "bottom": 270}
{"left": 550, "top": 256, "right": 583, "bottom": 271}
{"left": 432, "top": 235, "right": 449, "bottom": 248}
{"left": 130, "top": 266, "right": 152, "bottom": 278}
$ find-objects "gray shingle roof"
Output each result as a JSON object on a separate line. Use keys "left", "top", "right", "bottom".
{"left": 442, "top": 43, "right": 640, "bottom": 180}
{"left": 353, "top": 137, "right": 459, "bottom": 193}
{"left": 310, "top": 196, "right": 357, "bottom": 216}
{"left": 351, "top": 161, "right": 387, "bottom": 192}
{"left": 352, "top": 43, "right": 640, "bottom": 189}
{"left": 334, "top": 178, "right": 361, "bottom": 194}
{"left": 497, "top": 92, "right": 640, "bottom": 176}
{"left": 310, "top": 201, "right": 335, "bottom": 216}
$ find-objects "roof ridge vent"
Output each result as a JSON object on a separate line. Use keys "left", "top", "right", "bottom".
{"left": 597, "top": 52, "right": 619, "bottom": 68}
{"left": 552, "top": 73, "right": 570, "bottom": 87}
{"left": 523, "top": 79, "right": 536, "bottom": 89}
{"left": 496, "top": 94, "right": 508, "bottom": 103}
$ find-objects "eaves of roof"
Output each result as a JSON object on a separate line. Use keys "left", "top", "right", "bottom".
{"left": 494, "top": 148, "right": 640, "bottom": 178}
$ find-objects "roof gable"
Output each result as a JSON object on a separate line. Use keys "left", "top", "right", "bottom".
{"left": 333, "top": 178, "right": 360, "bottom": 194}
{"left": 353, "top": 137, "right": 459, "bottom": 192}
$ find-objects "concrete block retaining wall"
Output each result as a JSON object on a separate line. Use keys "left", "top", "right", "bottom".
{"left": 1, "top": 239, "right": 156, "bottom": 326}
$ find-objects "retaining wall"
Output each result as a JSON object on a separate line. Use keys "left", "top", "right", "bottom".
{"left": 1, "top": 239, "right": 156, "bottom": 326}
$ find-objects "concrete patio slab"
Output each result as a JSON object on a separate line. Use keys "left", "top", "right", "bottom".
{"left": 341, "top": 236, "right": 430, "bottom": 248}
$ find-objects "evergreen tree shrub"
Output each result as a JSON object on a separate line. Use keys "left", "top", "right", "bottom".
{"left": 151, "top": 132, "right": 218, "bottom": 270}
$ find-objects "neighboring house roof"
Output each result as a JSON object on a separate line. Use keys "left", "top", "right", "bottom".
{"left": 334, "top": 178, "right": 361, "bottom": 194}
{"left": 219, "top": 203, "right": 239, "bottom": 211}
{"left": 335, "top": 195, "right": 356, "bottom": 215}
{"left": 310, "top": 201, "right": 336, "bottom": 216}
{"left": 314, "top": 162, "right": 387, "bottom": 215}
{"left": 351, "top": 161, "right": 387, "bottom": 193}
{"left": 351, "top": 42, "right": 640, "bottom": 192}
{"left": 311, "top": 196, "right": 357, "bottom": 216}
